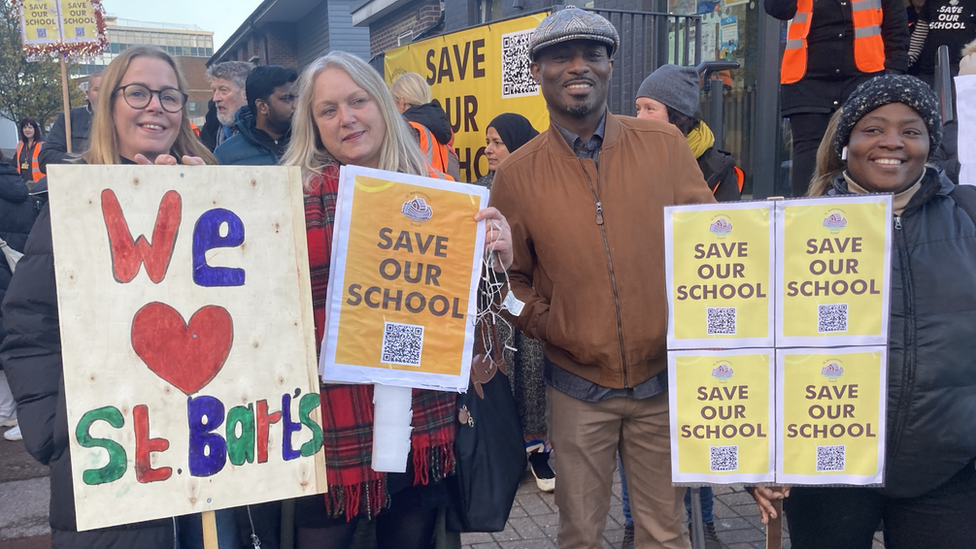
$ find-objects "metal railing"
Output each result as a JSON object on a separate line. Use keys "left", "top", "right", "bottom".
{"left": 584, "top": 7, "right": 702, "bottom": 115}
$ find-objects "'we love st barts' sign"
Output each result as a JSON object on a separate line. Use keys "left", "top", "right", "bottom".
{"left": 47, "top": 165, "right": 326, "bottom": 531}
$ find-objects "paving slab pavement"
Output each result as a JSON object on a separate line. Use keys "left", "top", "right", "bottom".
{"left": 462, "top": 468, "right": 885, "bottom": 549}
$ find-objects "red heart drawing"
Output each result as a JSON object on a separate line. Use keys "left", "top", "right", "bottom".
{"left": 131, "top": 302, "right": 233, "bottom": 395}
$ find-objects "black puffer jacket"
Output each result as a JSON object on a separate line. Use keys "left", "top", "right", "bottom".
{"left": 0, "top": 162, "right": 41, "bottom": 251}
{"left": 697, "top": 147, "right": 741, "bottom": 203}
{"left": 831, "top": 168, "right": 976, "bottom": 498}
{"left": 0, "top": 161, "right": 41, "bottom": 357}
{"left": 0, "top": 204, "right": 175, "bottom": 547}
{"left": 38, "top": 105, "right": 92, "bottom": 174}
{"left": 403, "top": 101, "right": 453, "bottom": 144}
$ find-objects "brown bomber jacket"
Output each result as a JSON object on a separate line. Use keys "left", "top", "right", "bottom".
{"left": 489, "top": 111, "right": 715, "bottom": 389}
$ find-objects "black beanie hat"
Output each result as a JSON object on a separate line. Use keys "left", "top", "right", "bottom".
{"left": 487, "top": 113, "right": 539, "bottom": 153}
{"left": 833, "top": 74, "right": 943, "bottom": 158}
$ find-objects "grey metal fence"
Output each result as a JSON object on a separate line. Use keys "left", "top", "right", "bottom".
{"left": 586, "top": 7, "right": 701, "bottom": 116}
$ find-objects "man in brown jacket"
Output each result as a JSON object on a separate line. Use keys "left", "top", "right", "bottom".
{"left": 489, "top": 7, "right": 715, "bottom": 549}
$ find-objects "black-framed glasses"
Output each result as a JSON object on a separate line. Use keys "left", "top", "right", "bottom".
{"left": 116, "top": 84, "right": 188, "bottom": 113}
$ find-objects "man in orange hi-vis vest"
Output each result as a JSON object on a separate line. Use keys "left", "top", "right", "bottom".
{"left": 765, "top": 0, "right": 909, "bottom": 197}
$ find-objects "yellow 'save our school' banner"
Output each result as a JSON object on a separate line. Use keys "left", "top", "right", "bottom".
{"left": 669, "top": 350, "right": 775, "bottom": 484}
{"left": 776, "top": 347, "right": 887, "bottom": 486}
{"left": 384, "top": 13, "right": 550, "bottom": 182}
{"left": 776, "top": 195, "right": 892, "bottom": 347}
{"left": 665, "top": 202, "right": 775, "bottom": 349}
{"left": 20, "top": 0, "right": 100, "bottom": 45}
{"left": 666, "top": 195, "right": 892, "bottom": 486}
{"left": 321, "top": 166, "right": 488, "bottom": 391}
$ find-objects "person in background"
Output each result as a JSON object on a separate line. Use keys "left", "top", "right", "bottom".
{"left": 199, "top": 99, "right": 221, "bottom": 152}
{"left": 475, "top": 113, "right": 539, "bottom": 189}
{"left": 280, "top": 50, "right": 512, "bottom": 549}
{"left": 924, "top": 37, "right": 976, "bottom": 184}
{"left": 0, "top": 153, "right": 41, "bottom": 443}
{"left": 391, "top": 72, "right": 459, "bottom": 180}
{"left": 15, "top": 119, "right": 44, "bottom": 186}
{"left": 764, "top": 0, "right": 909, "bottom": 197}
{"left": 907, "top": 0, "right": 926, "bottom": 30}
{"left": 907, "top": 0, "right": 976, "bottom": 85}
{"left": 490, "top": 7, "right": 715, "bottom": 549}
{"left": 0, "top": 46, "right": 217, "bottom": 549}
{"left": 38, "top": 71, "right": 101, "bottom": 173}
{"left": 215, "top": 65, "right": 298, "bottom": 165}
{"left": 207, "top": 60, "right": 253, "bottom": 148}
{"left": 636, "top": 64, "right": 743, "bottom": 202}
{"left": 614, "top": 63, "right": 743, "bottom": 549}
{"left": 472, "top": 113, "right": 555, "bottom": 493}
{"left": 753, "top": 74, "right": 976, "bottom": 549}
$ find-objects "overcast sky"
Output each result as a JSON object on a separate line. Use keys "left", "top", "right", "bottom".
{"left": 103, "top": 0, "right": 265, "bottom": 50}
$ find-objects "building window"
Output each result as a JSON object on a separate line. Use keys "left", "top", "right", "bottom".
{"left": 397, "top": 31, "right": 412, "bottom": 46}
{"left": 478, "top": 0, "right": 503, "bottom": 23}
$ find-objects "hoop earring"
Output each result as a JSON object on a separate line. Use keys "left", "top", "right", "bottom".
{"left": 841, "top": 146, "right": 848, "bottom": 161}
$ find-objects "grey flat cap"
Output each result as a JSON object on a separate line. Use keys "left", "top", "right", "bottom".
{"left": 529, "top": 6, "right": 620, "bottom": 60}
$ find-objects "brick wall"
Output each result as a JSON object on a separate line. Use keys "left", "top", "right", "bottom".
{"left": 368, "top": 0, "right": 441, "bottom": 56}
{"left": 219, "top": 23, "right": 300, "bottom": 67}
{"left": 265, "top": 24, "right": 300, "bottom": 67}
{"left": 176, "top": 56, "right": 212, "bottom": 104}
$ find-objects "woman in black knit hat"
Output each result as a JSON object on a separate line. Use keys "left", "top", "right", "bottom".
{"left": 752, "top": 74, "right": 976, "bottom": 549}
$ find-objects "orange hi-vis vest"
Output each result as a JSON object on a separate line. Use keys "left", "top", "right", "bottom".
{"left": 15, "top": 141, "right": 43, "bottom": 183}
{"left": 407, "top": 121, "right": 455, "bottom": 180}
{"left": 781, "top": 0, "right": 886, "bottom": 84}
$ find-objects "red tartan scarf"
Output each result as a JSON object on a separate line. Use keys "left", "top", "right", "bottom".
{"left": 305, "top": 165, "right": 457, "bottom": 521}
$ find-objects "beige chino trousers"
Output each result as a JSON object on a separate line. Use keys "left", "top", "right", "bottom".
{"left": 548, "top": 386, "right": 690, "bottom": 549}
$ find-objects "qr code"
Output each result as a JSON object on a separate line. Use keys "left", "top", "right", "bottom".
{"left": 381, "top": 322, "right": 424, "bottom": 367}
{"left": 816, "top": 445, "right": 846, "bottom": 472}
{"left": 709, "top": 445, "right": 738, "bottom": 472}
{"left": 706, "top": 307, "right": 736, "bottom": 335}
{"left": 500, "top": 29, "right": 538, "bottom": 98}
{"left": 818, "top": 303, "right": 848, "bottom": 333}
{"left": 37, "top": 28, "right": 47, "bottom": 38}
{"left": 75, "top": 27, "right": 85, "bottom": 37}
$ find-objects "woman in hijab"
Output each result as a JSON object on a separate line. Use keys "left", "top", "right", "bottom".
{"left": 475, "top": 113, "right": 539, "bottom": 189}
{"left": 473, "top": 113, "right": 553, "bottom": 492}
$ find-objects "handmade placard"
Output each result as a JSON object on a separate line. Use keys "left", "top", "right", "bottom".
{"left": 665, "top": 201, "right": 775, "bottom": 349}
{"left": 776, "top": 195, "right": 892, "bottom": 347}
{"left": 46, "top": 165, "right": 325, "bottom": 531}
{"left": 776, "top": 347, "right": 887, "bottom": 486}
{"left": 669, "top": 349, "right": 775, "bottom": 484}
{"left": 321, "top": 166, "right": 488, "bottom": 391}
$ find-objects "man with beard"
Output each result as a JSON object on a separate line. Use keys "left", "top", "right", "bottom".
{"left": 207, "top": 61, "right": 253, "bottom": 148}
{"left": 38, "top": 72, "right": 101, "bottom": 172}
{"left": 215, "top": 65, "right": 298, "bottom": 165}
{"left": 489, "top": 7, "right": 714, "bottom": 549}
